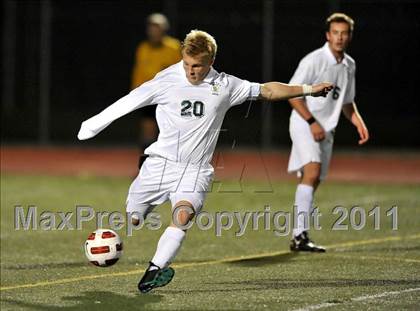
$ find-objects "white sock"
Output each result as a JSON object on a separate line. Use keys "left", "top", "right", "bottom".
{"left": 151, "top": 227, "right": 186, "bottom": 268}
{"left": 293, "top": 184, "right": 314, "bottom": 237}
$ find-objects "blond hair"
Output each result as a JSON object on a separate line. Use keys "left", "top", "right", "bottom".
{"left": 326, "top": 13, "right": 354, "bottom": 32}
{"left": 182, "top": 30, "right": 217, "bottom": 61}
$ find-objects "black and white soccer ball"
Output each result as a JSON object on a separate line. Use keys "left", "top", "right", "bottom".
{"left": 84, "top": 229, "right": 123, "bottom": 267}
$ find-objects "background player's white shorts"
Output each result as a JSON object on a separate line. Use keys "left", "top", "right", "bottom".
{"left": 126, "top": 156, "right": 214, "bottom": 219}
{"left": 288, "top": 116, "right": 334, "bottom": 180}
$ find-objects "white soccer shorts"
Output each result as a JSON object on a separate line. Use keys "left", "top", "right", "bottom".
{"left": 287, "top": 116, "right": 334, "bottom": 180}
{"left": 126, "top": 156, "right": 214, "bottom": 219}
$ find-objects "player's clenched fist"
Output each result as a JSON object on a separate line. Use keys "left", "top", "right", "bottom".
{"left": 311, "top": 82, "right": 334, "bottom": 97}
{"left": 77, "top": 125, "right": 96, "bottom": 140}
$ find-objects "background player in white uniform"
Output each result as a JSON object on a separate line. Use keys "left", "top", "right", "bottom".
{"left": 78, "top": 30, "right": 333, "bottom": 292}
{"left": 287, "top": 13, "right": 369, "bottom": 252}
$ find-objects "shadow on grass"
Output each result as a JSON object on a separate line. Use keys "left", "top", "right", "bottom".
{"left": 215, "top": 278, "right": 420, "bottom": 290}
{"left": 166, "top": 279, "right": 420, "bottom": 294}
{"left": 343, "top": 245, "right": 420, "bottom": 253}
{"left": 2, "top": 291, "right": 165, "bottom": 311}
{"left": 227, "top": 251, "right": 300, "bottom": 267}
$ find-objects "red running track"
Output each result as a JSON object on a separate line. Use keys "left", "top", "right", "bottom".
{"left": 1, "top": 146, "right": 419, "bottom": 184}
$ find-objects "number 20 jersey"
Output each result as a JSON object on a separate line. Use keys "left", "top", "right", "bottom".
{"left": 78, "top": 61, "right": 260, "bottom": 165}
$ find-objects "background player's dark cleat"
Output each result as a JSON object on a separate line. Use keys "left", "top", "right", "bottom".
{"left": 290, "top": 231, "right": 326, "bottom": 252}
{"left": 138, "top": 262, "right": 175, "bottom": 293}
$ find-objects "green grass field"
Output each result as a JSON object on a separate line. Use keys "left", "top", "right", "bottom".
{"left": 1, "top": 174, "right": 420, "bottom": 310}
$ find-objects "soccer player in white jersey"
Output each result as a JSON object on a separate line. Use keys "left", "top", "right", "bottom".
{"left": 287, "top": 13, "right": 369, "bottom": 252}
{"left": 78, "top": 30, "right": 333, "bottom": 292}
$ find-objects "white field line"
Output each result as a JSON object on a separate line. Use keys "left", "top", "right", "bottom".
{"left": 330, "top": 254, "right": 420, "bottom": 264}
{"left": 292, "top": 287, "right": 420, "bottom": 311}
{"left": 1, "top": 233, "right": 419, "bottom": 291}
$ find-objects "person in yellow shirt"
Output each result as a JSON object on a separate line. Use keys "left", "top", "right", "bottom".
{"left": 132, "top": 14, "right": 181, "bottom": 88}
{"left": 131, "top": 13, "right": 181, "bottom": 167}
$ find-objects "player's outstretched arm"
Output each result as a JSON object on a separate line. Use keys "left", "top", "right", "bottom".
{"left": 77, "top": 93, "right": 143, "bottom": 140}
{"left": 259, "top": 82, "right": 333, "bottom": 101}
{"left": 77, "top": 80, "right": 160, "bottom": 140}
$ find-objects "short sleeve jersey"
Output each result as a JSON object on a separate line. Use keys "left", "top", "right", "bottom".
{"left": 79, "top": 61, "right": 260, "bottom": 164}
{"left": 289, "top": 42, "right": 356, "bottom": 131}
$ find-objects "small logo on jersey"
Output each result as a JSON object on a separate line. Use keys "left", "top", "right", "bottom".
{"left": 211, "top": 83, "right": 220, "bottom": 96}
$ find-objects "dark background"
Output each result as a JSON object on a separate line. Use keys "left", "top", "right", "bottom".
{"left": 2, "top": 0, "right": 420, "bottom": 149}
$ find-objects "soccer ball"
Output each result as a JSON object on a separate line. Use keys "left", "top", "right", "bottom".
{"left": 84, "top": 229, "right": 123, "bottom": 267}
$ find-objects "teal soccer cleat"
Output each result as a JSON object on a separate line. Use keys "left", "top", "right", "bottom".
{"left": 138, "top": 262, "right": 175, "bottom": 293}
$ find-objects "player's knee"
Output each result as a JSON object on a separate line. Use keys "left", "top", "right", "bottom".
{"left": 131, "top": 217, "right": 140, "bottom": 226}
{"left": 303, "top": 175, "right": 321, "bottom": 186}
{"left": 127, "top": 210, "right": 147, "bottom": 226}
{"left": 176, "top": 208, "right": 195, "bottom": 226}
{"left": 304, "top": 174, "right": 320, "bottom": 185}
{"left": 302, "top": 164, "right": 321, "bottom": 185}
{"left": 172, "top": 202, "right": 195, "bottom": 228}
